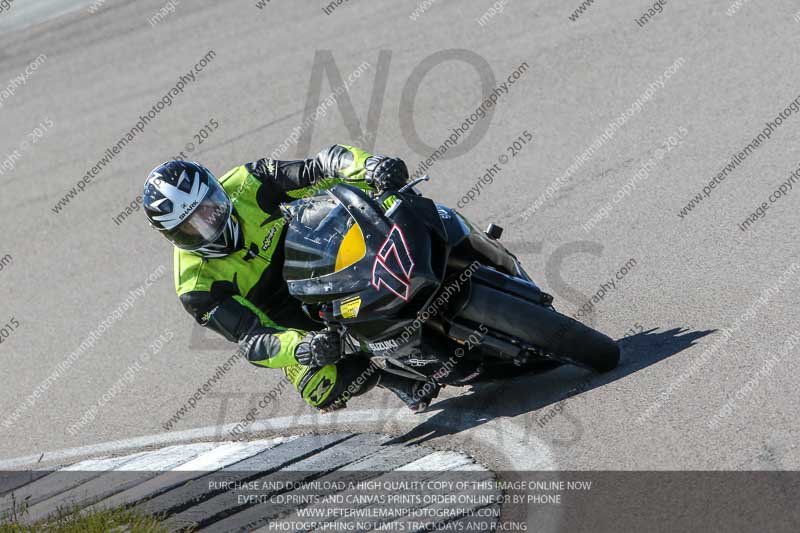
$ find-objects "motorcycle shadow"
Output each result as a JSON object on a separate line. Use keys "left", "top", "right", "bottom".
{"left": 383, "top": 326, "right": 716, "bottom": 446}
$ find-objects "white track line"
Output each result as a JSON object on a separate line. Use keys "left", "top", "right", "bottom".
{"left": 397, "top": 450, "right": 481, "bottom": 471}
{"left": 83, "top": 438, "right": 291, "bottom": 514}
{"left": 0, "top": 408, "right": 555, "bottom": 471}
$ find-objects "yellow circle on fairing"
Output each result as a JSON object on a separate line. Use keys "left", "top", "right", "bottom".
{"left": 335, "top": 223, "right": 366, "bottom": 272}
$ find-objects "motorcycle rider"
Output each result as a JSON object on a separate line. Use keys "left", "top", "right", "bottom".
{"left": 142, "top": 145, "right": 440, "bottom": 413}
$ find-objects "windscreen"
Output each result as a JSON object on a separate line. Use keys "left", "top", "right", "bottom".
{"left": 283, "top": 195, "right": 365, "bottom": 281}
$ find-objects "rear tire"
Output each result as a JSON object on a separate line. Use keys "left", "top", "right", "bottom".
{"left": 540, "top": 309, "right": 620, "bottom": 372}
{"left": 456, "top": 282, "right": 620, "bottom": 372}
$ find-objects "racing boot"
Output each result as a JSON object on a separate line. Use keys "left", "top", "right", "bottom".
{"left": 379, "top": 372, "right": 441, "bottom": 413}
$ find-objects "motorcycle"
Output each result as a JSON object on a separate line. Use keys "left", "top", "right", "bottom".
{"left": 281, "top": 176, "right": 619, "bottom": 387}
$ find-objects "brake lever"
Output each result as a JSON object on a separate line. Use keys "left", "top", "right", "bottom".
{"left": 397, "top": 174, "right": 430, "bottom": 194}
{"left": 371, "top": 174, "right": 431, "bottom": 199}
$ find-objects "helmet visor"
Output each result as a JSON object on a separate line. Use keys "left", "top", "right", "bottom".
{"left": 162, "top": 185, "right": 232, "bottom": 250}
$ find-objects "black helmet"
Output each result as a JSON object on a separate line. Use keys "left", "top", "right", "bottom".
{"left": 143, "top": 160, "right": 241, "bottom": 258}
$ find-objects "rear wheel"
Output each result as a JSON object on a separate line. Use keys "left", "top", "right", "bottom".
{"left": 538, "top": 309, "right": 620, "bottom": 372}
{"left": 456, "top": 282, "right": 620, "bottom": 372}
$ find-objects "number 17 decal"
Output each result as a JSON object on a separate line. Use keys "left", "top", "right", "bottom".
{"left": 372, "top": 225, "right": 415, "bottom": 301}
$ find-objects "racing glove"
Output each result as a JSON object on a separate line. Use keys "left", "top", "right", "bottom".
{"left": 364, "top": 155, "right": 409, "bottom": 192}
{"left": 294, "top": 330, "right": 342, "bottom": 368}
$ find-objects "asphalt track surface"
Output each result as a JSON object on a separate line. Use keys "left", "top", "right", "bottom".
{"left": 1, "top": 0, "right": 800, "bottom": 527}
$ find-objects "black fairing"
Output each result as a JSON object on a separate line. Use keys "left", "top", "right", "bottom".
{"left": 283, "top": 184, "right": 543, "bottom": 373}
{"left": 283, "top": 184, "right": 619, "bottom": 379}
{"left": 284, "top": 185, "right": 444, "bottom": 355}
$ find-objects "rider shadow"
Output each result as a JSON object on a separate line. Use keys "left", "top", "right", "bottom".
{"left": 382, "top": 326, "right": 716, "bottom": 446}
